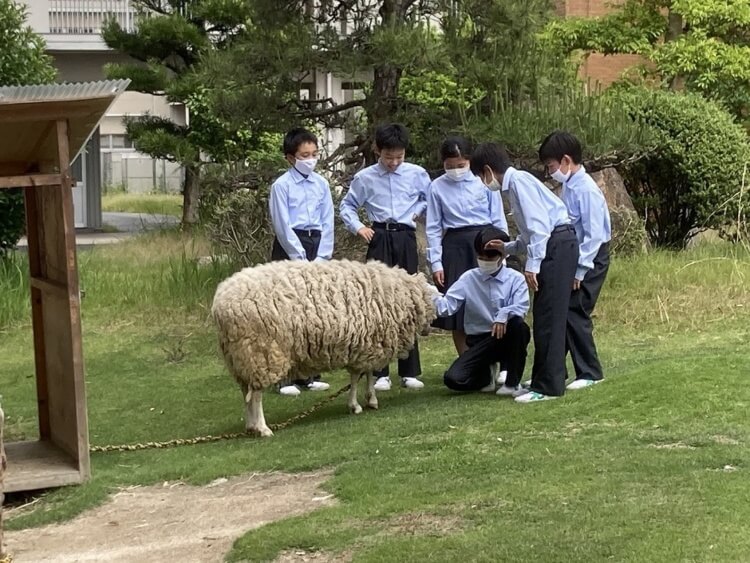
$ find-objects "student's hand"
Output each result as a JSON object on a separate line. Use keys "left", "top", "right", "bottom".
{"left": 413, "top": 213, "right": 425, "bottom": 225}
{"left": 433, "top": 270, "right": 445, "bottom": 287}
{"left": 573, "top": 279, "right": 581, "bottom": 291}
{"left": 525, "top": 271, "right": 539, "bottom": 292}
{"left": 357, "top": 227, "right": 375, "bottom": 242}
{"left": 484, "top": 239, "right": 505, "bottom": 252}
{"left": 492, "top": 322, "right": 506, "bottom": 339}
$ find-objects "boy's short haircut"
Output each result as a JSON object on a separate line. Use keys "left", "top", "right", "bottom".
{"left": 283, "top": 127, "right": 318, "bottom": 156}
{"left": 538, "top": 130, "right": 583, "bottom": 164}
{"left": 440, "top": 136, "right": 472, "bottom": 161}
{"left": 469, "top": 142, "right": 513, "bottom": 176}
{"left": 474, "top": 227, "right": 510, "bottom": 259}
{"left": 375, "top": 123, "right": 410, "bottom": 151}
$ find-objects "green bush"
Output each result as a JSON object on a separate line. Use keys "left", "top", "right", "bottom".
{"left": 613, "top": 86, "right": 750, "bottom": 248}
{"left": 0, "top": 190, "right": 25, "bottom": 257}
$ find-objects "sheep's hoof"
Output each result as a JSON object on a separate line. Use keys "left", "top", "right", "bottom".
{"left": 249, "top": 426, "right": 274, "bottom": 438}
{"left": 349, "top": 404, "right": 363, "bottom": 415}
{"left": 366, "top": 401, "right": 379, "bottom": 410}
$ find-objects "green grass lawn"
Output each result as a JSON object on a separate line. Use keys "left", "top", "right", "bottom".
{"left": 1, "top": 234, "right": 749, "bottom": 562}
{"left": 101, "top": 192, "right": 183, "bottom": 217}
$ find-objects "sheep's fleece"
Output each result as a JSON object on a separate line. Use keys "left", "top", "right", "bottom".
{"left": 212, "top": 259, "right": 438, "bottom": 391}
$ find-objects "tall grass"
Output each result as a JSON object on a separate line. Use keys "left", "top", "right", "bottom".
{"left": 1, "top": 232, "right": 748, "bottom": 335}
{"left": 101, "top": 193, "right": 182, "bottom": 217}
{"left": 0, "top": 232, "right": 238, "bottom": 331}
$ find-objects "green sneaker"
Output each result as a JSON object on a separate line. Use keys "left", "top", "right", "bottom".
{"left": 514, "top": 391, "right": 557, "bottom": 404}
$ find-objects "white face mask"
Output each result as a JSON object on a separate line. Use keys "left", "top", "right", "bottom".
{"left": 551, "top": 168, "right": 570, "bottom": 184}
{"left": 295, "top": 157, "right": 318, "bottom": 176}
{"left": 477, "top": 258, "right": 502, "bottom": 275}
{"left": 481, "top": 171, "right": 501, "bottom": 191}
{"left": 445, "top": 167, "right": 469, "bottom": 182}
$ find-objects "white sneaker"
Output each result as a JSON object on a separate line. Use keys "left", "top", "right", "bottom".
{"left": 401, "top": 377, "right": 424, "bottom": 390}
{"left": 493, "top": 365, "right": 507, "bottom": 385}
{"left": 279, "top": 385, "right": 300, "bottom": 397}
{"left": 567, "top": 378, "right": 602, "bottom": 390}
{"left": 496, "top": 384, "right": 519, "bottom": 397}
{"left": 307, "top": 380, "right": 330, "bottom": 392}
{"left": 480, "top": 379, "right": 497, "bottom": 393}
{"left": 512, "top": 386, "right": 530, "bottom": 398}
{"left": 514, "top": 391, "right": 557, "bottom": 404}
{"left": 373, "top": 377, "right": 392, "bottom": 392}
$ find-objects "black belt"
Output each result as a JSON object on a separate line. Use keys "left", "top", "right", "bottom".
{"left": 372, "top": 222, "right": 415, "bottom": 232}
{"left": 446, "top": 224, "right": 491, "bottom": 234}
{"left": 552, "top": 224, "right": 575, "bottom": 234}
{"left": 293, "top": 228, "right": 321, "bottom": 237}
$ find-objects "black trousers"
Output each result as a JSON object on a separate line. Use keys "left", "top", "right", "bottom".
{"left": 567, "top": 242, "right": 609, "bottom": 381}
{"left": 366, "top": 225, "right": 421, "bottom": 379}
{"left": 529, "top": 226, "right": 579, "bottom": 397}
{"left": 271, "top": 230, "right": 322, "bottom": 387}
{"left": 444, "top": 317, "right": 531, "bottom": 392}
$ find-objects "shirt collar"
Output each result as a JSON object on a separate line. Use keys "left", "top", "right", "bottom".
{"left": 501, "top": 167, "right": 516, "bottom": 192}
{"left": 289, "top": 166, "right": 309, "bottom": 184}
{"left": 377, "top": 161, "right": 402, "bottom": 176}
{"left": 565, "top": 166, "right": 586, "bottom": 187}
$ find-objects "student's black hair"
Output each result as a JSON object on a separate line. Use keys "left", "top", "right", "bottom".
{"left": 282, "top": 127, "right": 318, "bottom": 156}
{"left": 474, "top": 227, "right": 510, "bottom": 259}
{"left": 440, "top": 136, "right": 472, "bottom": 162}
{"left": 538, "top": 130, "right": 583, "bottom": 164}
{"left": 469, "top": 142, "right": 513, "bottom": 176}
{"left": 375, "top": 123, "right": 410, "bottom": 151}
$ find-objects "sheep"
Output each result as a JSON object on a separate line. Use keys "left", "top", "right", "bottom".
{"left": 211, "top": 259, "right": 437, "bottom": 437}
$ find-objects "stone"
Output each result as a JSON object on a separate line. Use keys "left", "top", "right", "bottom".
{"left": 590, "top": 168, "right": 649, "bottom": 255}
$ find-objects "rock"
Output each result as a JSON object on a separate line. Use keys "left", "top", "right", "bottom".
{"left": 589, "top": 168, "right": 649, "bottom": 255}
{"left": 590, "top": 168, "right": 639, "bottom": 213}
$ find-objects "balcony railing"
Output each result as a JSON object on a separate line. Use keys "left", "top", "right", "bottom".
{"left": 48, "top": 0, "right": 139, "bottom": 34}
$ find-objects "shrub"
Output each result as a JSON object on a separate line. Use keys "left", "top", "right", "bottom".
{"left": 0, "top": 190, "right": 25, "bottom": 257}
{"left": 613, "top": 86, "right": 750, "bottom": 248}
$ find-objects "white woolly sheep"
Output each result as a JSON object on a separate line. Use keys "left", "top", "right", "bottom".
{"left": 211, "top": 259, "right": 437, "bottom": 437}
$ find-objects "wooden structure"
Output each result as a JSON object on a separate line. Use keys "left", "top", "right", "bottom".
{"left": 1, "top": 404, "right": 6, "bottom": 560}
{"left": 0, "top": 80, "right": 129, "bottom": 493}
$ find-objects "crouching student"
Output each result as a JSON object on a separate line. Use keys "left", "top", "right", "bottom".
{"left": 432, "top": 227, "right": 531, "bottom": 396}
{"left": 269, "top": 127, "right": 334, "bottom": 397}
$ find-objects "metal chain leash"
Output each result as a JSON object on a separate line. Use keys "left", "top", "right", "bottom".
{"left": 89, "top": 384, "right": 351, "bottom": 453}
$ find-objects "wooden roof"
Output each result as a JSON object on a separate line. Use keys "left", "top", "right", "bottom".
{"left": 0, "top": 80, "right": 130, "bottom": 175}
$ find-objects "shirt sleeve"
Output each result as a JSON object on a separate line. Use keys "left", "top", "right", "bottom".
{"left": 514, "top": 177, "right": 551, "bottom": 274}
{"left": 425, "top": 185, "right": 444, "bottom": 272}
{"left": 315, "top": 180, "right": 335, "bottom": 261}
{"left": 574, "top": 189, "right": 606, "bottom": 281}
{"left": 489, "top": 189, "right": 508, "bottom": 233}
{"left": 432, "top": 275, "right": 467, "bottom": 317}
{"left": 340, "top": 174, "right": 366, "bottom": 234}
{"left": 493, "top": 275, "right": 530, "bottom": 324}
{"left": 269, "top": 181, "right": 307, "bottom": 261}
{"left": 414, "top": 168, "right": 431, "bottom": 219}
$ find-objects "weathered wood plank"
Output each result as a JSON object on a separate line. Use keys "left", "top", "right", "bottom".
{"left": 0, "top": 174, "right": 62, "bottom": 190}
{"left": 2, "top": 441, "right": 82, "bottom": 494}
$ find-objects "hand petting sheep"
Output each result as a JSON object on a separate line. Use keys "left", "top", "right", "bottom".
{"left": 211, "top": 259, "right": 437, "bottom": 437}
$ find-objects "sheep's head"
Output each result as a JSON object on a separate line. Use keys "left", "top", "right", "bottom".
{"left": 412, "top": 273, "right": 439, "bottom": 336}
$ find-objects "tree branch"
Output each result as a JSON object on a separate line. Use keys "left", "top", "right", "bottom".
{"left": 287, "top": 98, "right": 366, "bottom": 118}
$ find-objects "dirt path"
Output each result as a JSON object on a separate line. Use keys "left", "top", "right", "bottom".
{"left": 6, "top": 471, "right": 335, "bottom": 563}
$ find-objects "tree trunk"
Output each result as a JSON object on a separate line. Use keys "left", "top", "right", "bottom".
{"left": 181, "top": 164, "right": 200, "bottom": 229}
{"left": 666, "top": 10, "right": 685, "bottom": 91}
{"left": 363, "top": 0, "right": 414, "bottom": 164}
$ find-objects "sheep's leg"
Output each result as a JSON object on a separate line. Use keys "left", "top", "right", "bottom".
{"left": 365, "top": 372, "right": 378, "bottom": 410}
{"left": 251, "top": 390, "right": 273, "bottom": 437}
{"left": 241, "top": 382, "right": 257, "bottom": 432}
{"left": 348, "top": 372, "right": 363, "bottom": 414}
{"left": 243, "top": 384, "right": 273, "bottom": 437}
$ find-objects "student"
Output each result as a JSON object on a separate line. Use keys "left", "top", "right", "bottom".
{"left": 470, "top": 143, "right": 579, "bottom": 403}
{"left": 433, "top": 228, "right": 530, "bottom": 395}
{"left": 269, "top": 127, "right": 334, "bottom": 396}
{"left": 340, "top": 123, "right": 431, "bottom": 392}
{"left": 539, "top": 131, "right": 611, "bottom": 389}
{"left": 427, "top": 136, "right": 508, "bottom": 355}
